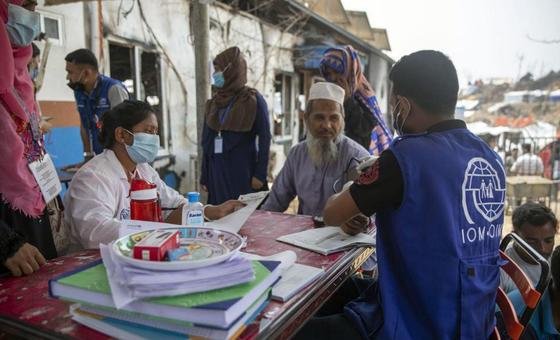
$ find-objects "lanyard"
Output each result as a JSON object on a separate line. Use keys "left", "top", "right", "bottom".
{"left": 10, "top": 88, "right": 44, "bottom": 162}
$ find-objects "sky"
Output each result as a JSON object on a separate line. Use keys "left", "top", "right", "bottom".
{"left": 341, "top": 0, "right": 560, "bottom": 86}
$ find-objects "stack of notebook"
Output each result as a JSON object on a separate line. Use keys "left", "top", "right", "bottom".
{"left": 49, "top": 257, "right": 282, "bottom": 339}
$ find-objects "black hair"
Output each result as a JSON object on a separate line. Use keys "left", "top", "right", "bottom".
{"left": 31, "top": 43, "right": 40, "bottom": 58}
{"left": 65, "top": 48, "right": 98, "bottom": 71}
{"left": 389, "top": 50, "right": 458, "bottom": 116}
{"left": 99, "top": 100, "right": 155, "bottom": 149}
{"left": 512, "top": 202, "right": 558, "bottom": 232}
{"left": 522, "top": 143, "right": 532, "bottom": 153}
{"left": 552, "top": 246, "right": 560, "bottom": 291}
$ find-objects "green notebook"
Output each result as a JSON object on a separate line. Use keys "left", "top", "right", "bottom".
{"left": 49, "top": 259, "right": 281, "bottom": 328}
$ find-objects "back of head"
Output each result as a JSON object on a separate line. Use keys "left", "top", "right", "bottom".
{"left": 65, "top": 48, "right": 99, "bottom": 72}
{"left": 99, "top": 100, "right": 154, "bottom": 149}
{"left": 522, "top": 143, "right": 532, "bottom": 154}
{"left": 512, "top": 202, "right": 558, "bottom": 231}
{"left": 389, "top": 50, "right": 458, "bottom": 116}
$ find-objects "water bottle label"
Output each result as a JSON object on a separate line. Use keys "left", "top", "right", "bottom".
{"left": 187, "top": 210, "right": 204, "bottom": 226}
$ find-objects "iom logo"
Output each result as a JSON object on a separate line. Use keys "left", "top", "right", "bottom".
{"left": 461, "top": 157, "right": 506, "bottom": 224}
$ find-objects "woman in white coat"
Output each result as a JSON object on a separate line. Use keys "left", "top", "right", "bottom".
{"left": 64, "top": 100, "right": 243, "bottom": 250}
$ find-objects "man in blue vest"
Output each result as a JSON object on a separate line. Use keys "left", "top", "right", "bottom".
{"left": 65, "top": 49, "right": 128, "bottom": 165}
{"left": 296, "top": 50, "right": 506, "bottom": 339}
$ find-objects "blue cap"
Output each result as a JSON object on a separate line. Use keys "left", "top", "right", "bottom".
{"left": 187, "top": 192, "right": 200, "bottom": 203}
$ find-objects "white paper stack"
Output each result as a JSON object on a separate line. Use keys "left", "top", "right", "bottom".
{"left": 100, "top": 244, "right": 255, "bottom": 308}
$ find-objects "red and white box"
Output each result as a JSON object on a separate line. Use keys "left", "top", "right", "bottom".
{"left": 133, "top": 230, "right": 180, "bottom": 261}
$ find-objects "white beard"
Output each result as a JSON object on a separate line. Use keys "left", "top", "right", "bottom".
{"left": 306, "top": 133, "right": 339, "bottom": 167}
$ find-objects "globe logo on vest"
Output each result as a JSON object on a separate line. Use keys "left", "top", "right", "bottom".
{"left": 461, "top": 157, "right": 506, "bottom": 224}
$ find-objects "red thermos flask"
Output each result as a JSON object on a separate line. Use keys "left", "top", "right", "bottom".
{"left": 129, "top": 175, "right": 163, "bottom": 222}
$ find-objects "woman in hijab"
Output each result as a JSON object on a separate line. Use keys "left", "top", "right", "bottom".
{"left": 200, "top": 46, "right": 271, "bottom": 205}
{"left": 0, "top": 0, "right": 57, "bottom": 276}
{"left": 320, "top": 45, "right": 392, "bottom": 156}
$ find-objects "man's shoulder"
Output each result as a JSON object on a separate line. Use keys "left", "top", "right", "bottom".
{"left": 100, "top": 74, "right": 124, "bottom": 87}
{"left": 288, "top": 140, "right": 308, "bottom": 155}
{"left": 340, "top": 135, "right": 369, "bottom": 155}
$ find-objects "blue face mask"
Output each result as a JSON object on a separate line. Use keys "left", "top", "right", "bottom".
{"left": 124, "top": 130, "right": 160, "bottom": 164}
{"left": 212, "top": 72, "right": 225, "bottom": 88}
{"left": 6, "top": 4, "right": 41, "bottom": 47}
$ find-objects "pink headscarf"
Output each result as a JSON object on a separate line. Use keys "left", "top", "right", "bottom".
{"left": 0, "top": 0, "right": 45, "bottom": 217}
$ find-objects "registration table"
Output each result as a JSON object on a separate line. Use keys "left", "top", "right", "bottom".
{"left": 0, "top": 210, "right": 374, "bottom": 339}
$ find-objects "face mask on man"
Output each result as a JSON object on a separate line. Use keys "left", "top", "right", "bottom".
{"left": 67, "top": 70, "right": 86, "bottom": 92}
{"left": 124, "top": 129, "right": 160, "bottom": 164}
{"left": 6, "top": 4, "right": 41, "bottom": 47}
{"left": 392, "top": 97, "right": 410, "bottom": 136}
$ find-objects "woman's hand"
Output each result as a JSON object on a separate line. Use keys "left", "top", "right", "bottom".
{"left": 251, "top": 177, "right": 264, "bottom": 190}
{"left": 4, "top": 243, "right": 46, "bottom": 277}
{"left": 206, "top": 200, "right": 246, "bottom": 220}
{"left": 165, "top": 205, "right": 184, "bottom": 225}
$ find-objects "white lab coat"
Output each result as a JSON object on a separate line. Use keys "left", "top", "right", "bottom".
{"left": 64, "top": 149, "right": 186, "bottom": 249}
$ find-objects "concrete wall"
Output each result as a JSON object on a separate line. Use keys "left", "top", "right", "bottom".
{"left": 99, "top": 0, "right": 195, "bottom": 192}
{"left": 36, "top": 1, "right": 297, "bottom": 191}
{"left": 367, "top": 53, "right": 392, "bottom": 123}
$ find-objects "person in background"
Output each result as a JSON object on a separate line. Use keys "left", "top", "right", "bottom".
{"left": 262, "top": 82, "right": 370, "bottom": 217}
{"left": 200, "top": 46, "right": 271, "bottom": 205}
{"left": 64, "top": 48, "right": 129, "bottom": 166}
{"left": 1, "top": 0, "right": 57, "bottom": 276}
{"left": 64, "top": 100, "right": 244, "bottom": 250}
{"left": 505, "top": 146, "right": 519, "bottom": 176}
{"left": 320, "top": 45, "right": 392, "bottom": 156}
{"left": 297, "top": 50, "right": 506, "bottom": 339}
{"left": 501, "top": 202, "right": 557, "bottom": 293}
{"left": 28, "top": 42, "right": 39, "bottom": 87}
{"left": 511, "top": 143, "right": 544, "bottom": 176}
{"left": 508, "top": 246, "right": 560, "bottom": 339}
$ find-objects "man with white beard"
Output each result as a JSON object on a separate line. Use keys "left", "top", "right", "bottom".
{"left": 262, "top": 82, "right": 370, "bottom": 217}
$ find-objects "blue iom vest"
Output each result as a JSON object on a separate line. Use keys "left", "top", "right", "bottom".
{"left": 74, "top": 75, "right": 127, "bottom": 154}
{"left": 345, "top": 125, "right": 506, "bottom": 339}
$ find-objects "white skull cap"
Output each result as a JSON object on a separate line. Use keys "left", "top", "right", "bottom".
{"left": 308, "top": 82, "right": 345, "bottom": 106}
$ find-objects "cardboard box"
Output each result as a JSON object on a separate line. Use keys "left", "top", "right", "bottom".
{"left": 133, "top": 230, "right": 180, "bottom": 261}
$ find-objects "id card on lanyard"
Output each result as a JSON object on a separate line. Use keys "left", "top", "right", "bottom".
{"left": 214, "top": 96, "right": 237, "bottom": 154}
{"left": 28, "top": 153, "right": 62, "bottom": 204}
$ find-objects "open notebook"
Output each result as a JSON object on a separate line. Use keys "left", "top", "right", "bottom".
{"left": 277, "top": 227, "right": 375, "bottom": 256}
{"left": 241, "top": 251, "right": 324, "bottom": 302}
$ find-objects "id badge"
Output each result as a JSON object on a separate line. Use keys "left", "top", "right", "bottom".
{"left": 214, "top": 136, "right": 223, "bottom": 154}
{"left": 28, "top": 153, "right": 61, "bottom": 204}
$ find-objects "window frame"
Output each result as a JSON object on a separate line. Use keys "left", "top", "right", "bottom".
{"left": 37, "top": 10, "right": 64, "bottom": 46}
{"left": 105, "top": 38, "right": 170, "bottom": 154}
{"left": 272, "top": 71, "right": 297, "bottom": 144}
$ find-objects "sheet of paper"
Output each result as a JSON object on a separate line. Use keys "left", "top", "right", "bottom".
{"left": 241, "top": 250, "right": 297, "bottom": 271}
{"left": 276, "top": 227, "right": 375, "bottom": 255}
{"left": 205, "top": 191, "right": 268, "bottom": 233}
{"left": 241, "top": 251, "right": 323, "bottom": 302}
{"left": 271, "top": 263, "right": 323, "bottom": 302}
{"left": 119, "top": 220, "right": 178, "bottom": 237}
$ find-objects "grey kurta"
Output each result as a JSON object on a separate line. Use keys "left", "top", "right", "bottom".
{"left": 262, "top": 135, "right": 370, "bottom": 216}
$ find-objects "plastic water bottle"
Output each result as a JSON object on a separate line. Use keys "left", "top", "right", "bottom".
{"left": 130, "top": 175, "right": 162, "bottom": 222}
{"left": 182, "top": 192, "right": 204, "bottom": 227}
